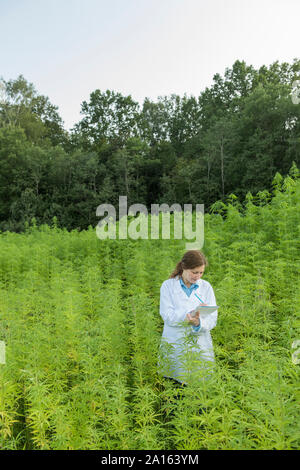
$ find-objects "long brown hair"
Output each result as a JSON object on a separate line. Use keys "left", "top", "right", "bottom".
{"left": 169, "top": 250, "right": 208, "bottom": 279}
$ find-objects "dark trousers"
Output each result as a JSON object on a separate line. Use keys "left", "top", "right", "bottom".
{"left": 163, "top": 376, "right": 205, "bottom": 415}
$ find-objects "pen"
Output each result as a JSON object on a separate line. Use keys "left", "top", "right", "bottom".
{"left": 194, "top": 293, "right": 204, "bottom": 304}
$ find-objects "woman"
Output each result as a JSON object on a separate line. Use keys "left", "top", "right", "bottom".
{"left": 158, "top": 250, "right": 218, "bottom": 385}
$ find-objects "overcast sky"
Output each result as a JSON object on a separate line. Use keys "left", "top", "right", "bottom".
{"left": 1, "top": 0, "right": 299, "bottom": 130}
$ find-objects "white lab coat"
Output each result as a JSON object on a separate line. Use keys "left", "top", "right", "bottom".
{"left": 158, "top": 276, "right": 218, "bottom": 384}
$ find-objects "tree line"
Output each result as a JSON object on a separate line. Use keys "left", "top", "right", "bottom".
{"left": 0, "top": 58, "right": 300, "bottom": 232}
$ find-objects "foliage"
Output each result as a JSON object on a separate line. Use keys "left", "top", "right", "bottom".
{"left": 0, "top": 174, "right": 299, "bottom": 449}
{"left": 1, "top": 59, "right": 300, "bottom": 231}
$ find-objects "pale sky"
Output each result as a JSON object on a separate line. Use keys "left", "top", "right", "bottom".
{"left": 1, "top": 0, "right": 299, "bottom": 130}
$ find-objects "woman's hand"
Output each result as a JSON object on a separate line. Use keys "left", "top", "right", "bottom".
{"left": 186, "top": 303, "right": 208, "bottom": 327}
{"left": 186, "top": 312, "right": 201, "bottom": 327}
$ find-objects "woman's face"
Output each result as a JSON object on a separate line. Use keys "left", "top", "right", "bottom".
{"left": 182, "top": 265, "right": 205, "bottom": 284}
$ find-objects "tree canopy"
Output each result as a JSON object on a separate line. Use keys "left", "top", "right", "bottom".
{"left": 0, "top": 59, "right": 300, "bottom": 232}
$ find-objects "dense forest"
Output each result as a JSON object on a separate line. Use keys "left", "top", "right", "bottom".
{"left": 0, "top": 59, "right": 300, "bottom": 232}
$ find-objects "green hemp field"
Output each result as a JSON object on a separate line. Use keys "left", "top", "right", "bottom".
{"left": 0, "top": 172, "right": 299, "bottom": 450}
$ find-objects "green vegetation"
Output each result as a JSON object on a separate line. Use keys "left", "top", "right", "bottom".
{"left": 0, "top": 171, "right": 299, "bottom": 450}
{"left": 1, "top": 59, "right": 300, "bottom": 232}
